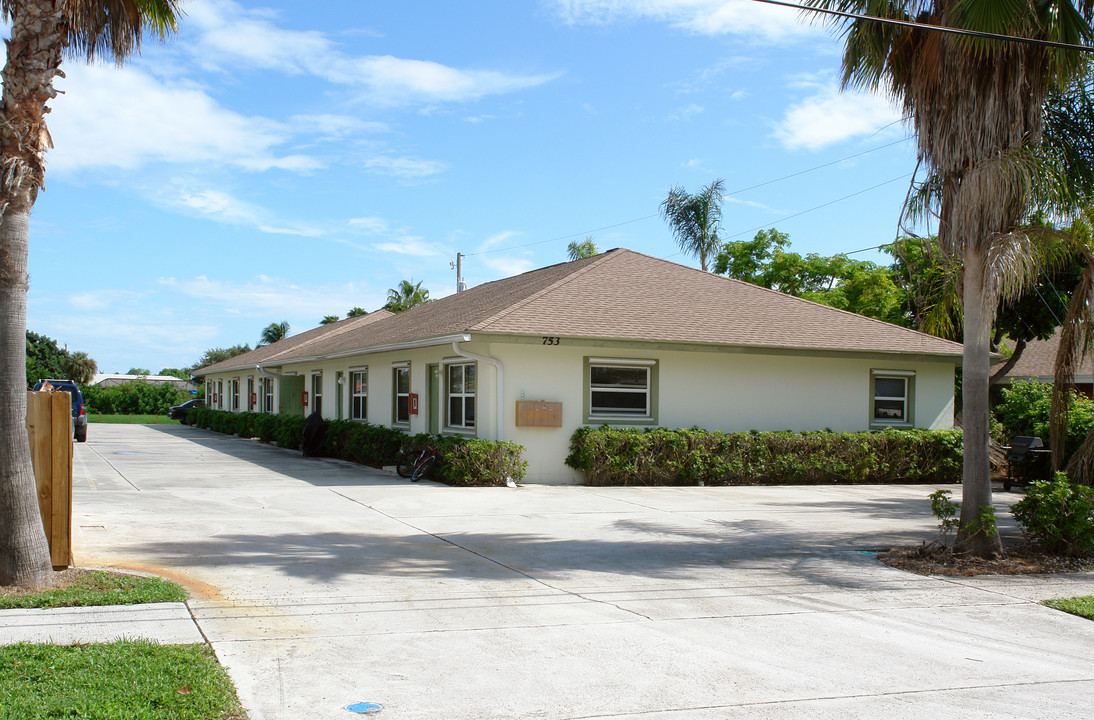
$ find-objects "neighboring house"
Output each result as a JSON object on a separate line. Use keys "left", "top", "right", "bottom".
{"left": 195, "top": 249, "right": 963, "bottom": 484}
{"left": 994, "top": 333, "right": 1094, "bottom": 397}
{"left": 90, "top": 373, "right": 198, "bottom": 393}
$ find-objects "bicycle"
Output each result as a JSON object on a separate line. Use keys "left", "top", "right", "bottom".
{"left": 396, "top": 442, "right": 439, "bottom": 482}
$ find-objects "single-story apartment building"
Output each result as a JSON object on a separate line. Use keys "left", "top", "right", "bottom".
{"left": 195, "top": 249, "right": 963, "bottom": 484}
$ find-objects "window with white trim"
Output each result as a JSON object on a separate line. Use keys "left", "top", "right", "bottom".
{"left": 311, "top": 372, "right": 323, "bottom": 415}
{"left": 393, "top": 364, "right": 410, "bottom": 425}
{"left": 351, "top": 368, "right": 368, "bottom": 421}
{"left": 586, "top": 358, "right": 657, "bottom": 422}
{"left": 217, "top": 379, "right": 224, "bottom": 410}
{"left": 246, "top": 377, "right": 255, "bottom": 411}
{"left": 871, "top": 370, "right": 914, "bottom": 426}
{"left": 446, "top": 362, "right": 476, "bottom": 429}
{"left": 231, "top": 378, "right": 240, "bottom": 411}
{"left": 262, "top": 378, "right": 274, "bottom": 414}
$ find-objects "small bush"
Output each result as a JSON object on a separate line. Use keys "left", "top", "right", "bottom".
{"left": 191, "top": 409, "right": 525, "bottom": 485}
{"left": 995, "top": 380, "right": 1094, "bottom": 462}
{"left": 565, "top": 426, "right": 963, "bottom": 486}
{"left": 1011, "top": 473, "right": 1094, "bottom": 555}
{"left": 83, "top": 380, "right": 190, "bottom": 415}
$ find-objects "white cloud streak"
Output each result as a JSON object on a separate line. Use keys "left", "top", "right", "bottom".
{"left": 188, "top": 0, "right": 560, "bottom": 106}
{"left": 773, "top": 77, "right": 903, "bottom": 150}
{"left": 550, "top": 0, "right": 821, "bottom": 41}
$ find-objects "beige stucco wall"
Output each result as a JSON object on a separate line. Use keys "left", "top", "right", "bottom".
{"left": 200, "top": 338, "right": 957, "bottom": 485}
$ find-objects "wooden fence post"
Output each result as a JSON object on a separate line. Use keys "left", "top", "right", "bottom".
{"left": 25, "top": 391, "right": 73, "bottom": 569}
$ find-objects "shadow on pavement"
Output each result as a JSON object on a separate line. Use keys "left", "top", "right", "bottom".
{"left": 139, "top": 424, "right": 406, "bottom": 487}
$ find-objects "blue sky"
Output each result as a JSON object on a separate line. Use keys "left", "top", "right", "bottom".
{"left": 26, "top": 0, "right": 919, "bottom": 374}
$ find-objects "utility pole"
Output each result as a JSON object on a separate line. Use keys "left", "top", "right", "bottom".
{"left": 452, "top": 253, "right": 466, "bottom": 293}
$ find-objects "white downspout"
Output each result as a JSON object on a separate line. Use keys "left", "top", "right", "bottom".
{"left": 451, "top": 341, "right": 504, "bottom": 441}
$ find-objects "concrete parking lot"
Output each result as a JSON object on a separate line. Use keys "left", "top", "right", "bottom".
{"left": 63, "top": 424, "right": 1094, "bottom": 719}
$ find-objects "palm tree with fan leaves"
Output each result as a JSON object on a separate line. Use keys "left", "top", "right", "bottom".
{"left": 807, "top": 0, "right": 1094, "bottom": 556}
{"left": 1, "top": 0, "right": 183, "bottom": 588}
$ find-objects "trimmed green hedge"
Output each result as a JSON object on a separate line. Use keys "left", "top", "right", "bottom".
{"left": 187, "top": 408, "right": 526, "bottom": 486}
{"left": 565, "top": 426, "right": 963, "bottom": 486}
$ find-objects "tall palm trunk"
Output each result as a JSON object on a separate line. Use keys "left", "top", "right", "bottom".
{"left": 0, "top": 0, "right": 67, "bottom": 588}
{"left": 0, "top": 209, "right": 52, "bottom": 587}
{"left": 957, "top": 241, "right": 1003, "bottom": 557}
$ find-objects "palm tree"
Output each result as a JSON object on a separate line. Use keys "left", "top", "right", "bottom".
{"left": 567, "top": 236, "right": 599, "bottom": 261}
{"left": 1, "top": 1, "right": 182, "bottom": 588}
{"left": 62, "top": 352, "right": 98, "bottom": 385}
{"left": 259, "top": 321, "right": 291, "bottom": 346}
{"left": 808, "top": 0, "right": 1094, "bottom": 557}
{"left": 320, "top": 315, "right": 340, "bottom": 325}
{"left": 659, "top": 179, "right": 725, "bottom": 272}
{"left": 347, "top": 307, "right": 368, "bottom": 317}
{"left": 384, "top": 280, "right": 430, "bottom": 313}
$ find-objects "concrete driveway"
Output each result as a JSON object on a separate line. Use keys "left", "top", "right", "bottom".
{"left": 70, "top": 424, "right": 1094, "bottom": 719}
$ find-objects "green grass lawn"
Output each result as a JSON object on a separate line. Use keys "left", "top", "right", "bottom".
{"left": 0, "top": 640, "right": 245, "bottom": 720}
{"left": 1043, "top": 595, "right": 1094, "bottom": 620}
{"left": 0, "top": 572, "right": 245, "bottom": 719}
{"left": 88, "top": 413, "right": 181, "bottom": 425}
{"left": 0, "top": 570, "right": 187, "bottom": 610}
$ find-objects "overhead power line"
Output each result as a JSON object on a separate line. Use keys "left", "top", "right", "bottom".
{"left": 753, "top": 0, "right": 1094, "bottom": 53}
{"left": 466, "top": 138, "right": 911, "bottom": 257}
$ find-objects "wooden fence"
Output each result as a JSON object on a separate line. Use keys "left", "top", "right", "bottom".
{"left": 25, "top": 391, "right": 73, "bottom": 569}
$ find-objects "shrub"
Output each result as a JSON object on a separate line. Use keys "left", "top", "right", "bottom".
{"left": 995, "top": 380, "right": 1094, "bottom": 462}
{"left": 1011, "top": 473, "right": 1094, "bottom": 555}
{"left": 191, "top": 409, "right": 525, "bottom": 485}
{"left": 565, "top": 426, "right": 963, "bottom": 486}
{"left": 83, "top": 380, "right": 189, "bottom": 415}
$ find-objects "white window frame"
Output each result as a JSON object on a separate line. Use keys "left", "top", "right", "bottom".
{"left": 445, "top": 361, "right": 476, "bottom": 431}
{"left": 217, "top": 379, "right": 224, "bottom": 410}
{"left": 310, "top": 372, "right": 323, "bottom": 416}
{"left": 871, "top": 369, "right": 914, "bottom": 427}
{"left": 246, "top": 377, "right": 255, "bottom": 412}
{"left": 586, "top": 358, "right": 656, "bottom": 422}
{"left": 262, "top": 377, "right": 275, "bottom": 414}
{"left": 231, "top": 378, "right": 240, "bottom": 412}
{"left": 350, "top": 367, "right": 368, "bottom": 421}
{"left": 393, "top": 362, "right": 410, "bottom": 426}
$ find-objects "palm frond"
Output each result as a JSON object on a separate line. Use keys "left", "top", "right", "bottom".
{"left": 1052, "top": 258, "right": 1094, "bottom": 467}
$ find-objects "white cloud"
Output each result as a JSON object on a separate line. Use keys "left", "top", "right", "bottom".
{"left": 348, "top": 217, "right": 391, "bottom": 234}
{"left": 480, "top": 231, "right": 519, "bottom": 252}
{"left": 550, "top": 0, "right": 821, "bottom": 41}
{"left": 774, "top": 78, "right": 903, "bottom": 150}
{"left": 188, "top": 0, "right": 559, "bottom": 106}
{"left": 48, "top": 64, "right": 321, "bottom": 174}
{"left": 166, "top": 186, "right": 325, "bottom": 238}
{"left": 668, "top": 104, "right": 704, "bottom": 121}
{"left": 482, "top": 255, "right": 536, "bottom": 276}
{"left": 373, "top": 238, "right": 445, "bottom": 257}
{"left": 157, "top": 275, "right": 378, "bottom": 320}
{"left": 362, "top": 155, "right": 448, "bottom": 179}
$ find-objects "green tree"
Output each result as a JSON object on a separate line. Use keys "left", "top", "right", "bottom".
{"left": 384, "top": 280, "right": 430, "bottom": 313}
{"left": 259, "top": 321, "right": 290, "bottom": 346}
{"left": 567, "top": 236, "right": 599, "bottom": 261}
{"left": 715, "top": 229, "right": 906, "bottom": 324}
{"left": 659, "top": 179, "right": 725, "bottom": 272}
{"left": 61, "top": 351, "right": 97, "bottom": 386}
{"left": 24, "top": 331, "right": 68, "bottom": 386}
{"left": 126, "top": 367, "right": 151, "bottom": 376}
{"left": 1, "top": 0, "right": 183, "bottom": 588}
{"left": 347, "top": 307, "right": 368, "bottom": 317}
{"left": 158, "top": 367, "right": 190, "bottom": 381}
{"left": 189, "top": 344, "right": 251, "bottom": 374}
{"left": 809, "top": 0, "right": 1094, "bottom": 557}
{"left": 320, "top": 315, "right": 340, "bottom": 325}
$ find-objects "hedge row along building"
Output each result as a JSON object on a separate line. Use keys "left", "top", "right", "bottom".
{"left": 195, "top": 249, "right": 963, "bottom": 483}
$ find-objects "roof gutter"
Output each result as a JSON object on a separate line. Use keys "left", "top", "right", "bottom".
{"left": 451, "top": 340, "right": 504, "bottom": 442}
{"left": 255, "top": 365, "right": 282, "bottom": 379}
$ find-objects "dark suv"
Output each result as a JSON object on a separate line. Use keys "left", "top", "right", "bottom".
{"left": 33, "top": 379, "right": 88, "bottom": 442}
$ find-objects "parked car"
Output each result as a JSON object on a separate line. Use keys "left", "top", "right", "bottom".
{"left": 32, "top": 379, "right": 87, "bottom": 442}
{"left": 169, "top": 398, "right": 204, "bottom": 425}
